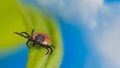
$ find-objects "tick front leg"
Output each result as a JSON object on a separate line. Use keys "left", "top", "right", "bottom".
{"left": 14, "top": 32, "right": 29, "bottom": 39}
{"left": 21, "top": 32, "right": 30, "bottom": 38}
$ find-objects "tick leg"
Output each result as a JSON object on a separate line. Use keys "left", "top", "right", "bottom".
{"left": 39, "top": 44, "right": 53, "bottom": 55}
{"left": 27, "top": 40, "right": 37, "bottom": 48}
{"left": 14, "top": 32, "right": 30, "bottom": 39}
{"left": 31, "top": 29, "right": 35, "bottom": 38}
{"left": 21, "top": 32, "right": 30, "bottom": 37}
{"left": 42, "top": 45, "right": 50, "bottom": 55}
{"left": 26, "top": 40, "right": 31, "bottom": 48}
{"left": 49, "top": 46, "right": 53, "bottom": 55}
{"left": 21, "top": 32, "right": 30, "bottom": 38}
{"left": 45, "top": 47, "right": 50, "bottom": 55}
{"left": 46, "top": 46, "right": 53, "bottom": 55}
{"left": 15, "top": 32, "right": 28, "bottom": 38}
{"left": 33, "top": 41, "right": 37, "bottom": 47}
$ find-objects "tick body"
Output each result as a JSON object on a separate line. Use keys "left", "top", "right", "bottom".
{"left": 33, "top": 32, "right": 51, "bottom": 45}
{"left": 15, "top": 29, "right": 54, "bottom": 55}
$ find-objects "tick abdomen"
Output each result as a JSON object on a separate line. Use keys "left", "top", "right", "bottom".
{"left": 33, "top": 32, "right": 51, "bottom": 45}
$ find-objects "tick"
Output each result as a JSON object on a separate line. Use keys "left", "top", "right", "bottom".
{"left": 14, "top": 29, "right": 54, "bottom": 55}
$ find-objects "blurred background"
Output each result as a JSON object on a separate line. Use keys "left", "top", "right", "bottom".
{"left": 0, "top": 0, "right": 120, "bottom": 68}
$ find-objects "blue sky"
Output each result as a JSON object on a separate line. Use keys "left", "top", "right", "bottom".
{"left": 33, "top": 0, "right": 120, "bottom": 68}
{"left": 1, "top": 0, "right": 120, "bottom": 68}
{"left": 105, "top": 0, "right": 120, "bottom": 2}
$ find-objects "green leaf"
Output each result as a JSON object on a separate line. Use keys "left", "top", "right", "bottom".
{"left": 0, "top": 0, "right": 63, "bottom": 68}
{"left": 0, "top": 0, "right": 26, "bottom": 49}
{"left": 18, "top": 2, "right": 63, "bottom": 68}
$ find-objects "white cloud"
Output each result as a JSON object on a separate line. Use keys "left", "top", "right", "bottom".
{"left": 96, "top": 16, "right": 120, "bottom": 68}
{"left": 90, "top": 19, "right": 97, "bottom": 29}
{"left": 37, "top": 0, "right": 103, "bottom": 29}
